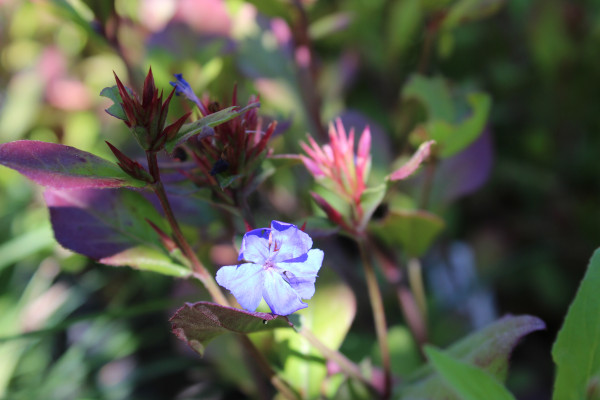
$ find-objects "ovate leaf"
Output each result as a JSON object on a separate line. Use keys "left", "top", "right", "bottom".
{"left": 428, "top": 92, "right": 492, "bottom": 158}
{"left": 401, "top": 75, "right": 492, "bottom": 158}
{"left": 44, "top": 188, "right": 188, "bottom": 277}
{"left": 100, "top": 85, "right": 130, "bottom": 121}
{"left": 402, "top": 75, "right": 455, "bottom": 121}
{"left": 399, "top": 315, "right": 545, "bottom": 399}
{"left": 369, "top": 210, "right": 444, "bottom": 257}
{"left": 0, "top": 141, "right": 146, "bottom": 189}
{"left": 552, "top": 248, "right": 600, "bottom": 400}
{"left": 170, "top": 302, "right": 293, "bottom": 356}
{"left": 425, "top": 346, "right": 516, "bottom": 400}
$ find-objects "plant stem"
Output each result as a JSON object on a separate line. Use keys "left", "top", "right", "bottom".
{"left": 239, "top": 335, "right": 300, "bottom": 400}
{"left": 147, "top": 151, "right": 228, "bottom": 305}
{"left": 358, "top": 239, "right": 391, "bottom": 399}
{"left": 407, "top": 258, "right": 428, "bottom": 324}
{"left": 146, "top": 151, "right": 298, "bottom": 399}
{"left": 419, "top": 159, "right": 437, "bottom": 210}
{"left": 372, "top": 245, "right": 428, "bottom": 353}
{"left": 297, "top": 326, "right": 379, "bottom": 395}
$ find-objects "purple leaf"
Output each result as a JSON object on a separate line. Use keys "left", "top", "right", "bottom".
{"left": 400, "top": 314, "right": 545, "bottom": 398}
{"left": 170, "top": 301, "right": 293, "bottom": 355}
{"left": 43, "top": 188, "right": 188, "bottom": 276}
{"left": 431, "top": 128, "right": 493, "bottom": 204}
{"left": 0, "top": 141, "right": 146, "bottom": 189}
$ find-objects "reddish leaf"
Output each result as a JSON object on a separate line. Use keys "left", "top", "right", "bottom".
{"left": 389, "top": 140, "right": 435, "bottom": 181}
{"left": 44, "top": 188, "right": 164, "bottom": 260}
{"left": 0, "top": 141, "right": 146, "bottom": 189}
{"left": 170, "top": 301, "right": 293, "bottom": 356}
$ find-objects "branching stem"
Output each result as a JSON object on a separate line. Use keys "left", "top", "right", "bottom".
{"left": 146, "top": 151, "right": 298, "bottom": 400}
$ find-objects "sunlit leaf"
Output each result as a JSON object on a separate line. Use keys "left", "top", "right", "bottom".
{"left": 0, "top": 141, "right": 146, "bottom": 189}
{"left": 100, "top": 85, "right": 129, "bottom": 121}
{"left": 275, "top": 280, "right": 356, "bottom": 398}
{"left": 44, "top": 188, "right": 187, "bottom": 277}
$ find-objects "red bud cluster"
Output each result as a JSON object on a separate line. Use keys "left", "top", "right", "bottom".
{"left": 183, "top": 88, "right": 276, "bottom": 192}
{"left": 105, "top": 141, "right": 154, "bottom": 183}
{"left": 114, "top": 69, "right": 190, "bottom": 152}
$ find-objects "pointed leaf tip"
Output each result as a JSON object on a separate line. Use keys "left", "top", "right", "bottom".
{"left": 0, "top": 141, "right": 146, "bottom": 189}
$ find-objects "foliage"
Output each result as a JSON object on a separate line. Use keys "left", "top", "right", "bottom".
{"left": 0, "top": 0, "right": 597, "bottom": 399}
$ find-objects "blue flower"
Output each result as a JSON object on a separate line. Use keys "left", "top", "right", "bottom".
{"left": 169, "top": 74, "right": 207, "bottom": 114}
{"left": 216, "top": 221, "right": 324, "bottom": 316}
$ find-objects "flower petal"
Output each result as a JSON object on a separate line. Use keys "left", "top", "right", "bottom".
{"left": 262, "top": 269, "right": 307, "bottom": 315}
{"left": 270, "top": 220, "right": 312, "bottom": 262}
{"left": 279, "top": 249, "right": 324, "bottom": 299}
{"left": 216, "top": 263, "right": 264, "bottom": 312}
{"left": 239, "top": 228, "right": 270, "bottom": 263}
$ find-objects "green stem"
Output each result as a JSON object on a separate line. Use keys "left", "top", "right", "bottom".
{"left": 371, "top": 244, "right": 428, "bottom": 353}
{"left": 419, "top": 160, "right": 436, "bottom": 210}
{"left": 358, "top": 239, "right": 391, "bottom": 399}
{"left": 407, "top": 258, "right": 428, "bottom": 326}
{"left": 297, "top": 327, "right": 378, "bottom": 395}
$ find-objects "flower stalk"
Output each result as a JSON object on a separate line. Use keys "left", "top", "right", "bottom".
{"left": 358, "top": 239, "right": 391, "bottom": 399}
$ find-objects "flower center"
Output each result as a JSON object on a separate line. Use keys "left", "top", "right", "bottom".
{"left": 264, "top": 259, "right": 276, "bottom": 270}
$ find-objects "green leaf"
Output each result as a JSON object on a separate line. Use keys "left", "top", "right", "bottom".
{"left": 100, "top": 85, "right": 128, "bottom": 121}
{"left": 0, "top": 224, "right": 54, "bottom": 273}
{"left": 358, "top": 183, "right": 388, "bottom": 231}
{"left": 386, "top": 0, "right": 422, "bottom": 60}
{"left": 0, "top": 141, "right": 147, "bottom": 189}
{"left": 170, "top": 302, "right": 293, "bottom": 356}
{"left": 402, "top": 75, "right": 455, "bottom": 122}
{"left": 44, "top": 188, "right": 189, "bottom": 278}
{"left": 99, "top": 246, "right": 191, "bottom": 278}
{"left": 428, "top": 92, "right": 492, "bottom": 157}
{"left": 401, "top": 75, "right": 492, "bottom": 158}
{"left": 552, "top": 248, "right": 600, "bottom": 400}
{"left": 399, "top": 315, "right": 545, "bottom": 399}
{"left": 215, "top": 173, "right": 242, "bottom": 190}
{"left": 164, "top": 103, "right": 260, "bottom": 153}
{"left": 442, "top": 0, "right": 505, "bottom": 31}
{"left": 369, "top": 210, "right": 444, "bottom": 257}
{"left": 425, "top": 346, "right": 516, "bottom": 400}
{"left": 275, "top": 278, "right": 356, "bottom": 399}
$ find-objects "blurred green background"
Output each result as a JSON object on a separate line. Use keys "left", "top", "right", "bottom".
{"left": 0, "top": 0, "right": 599, "bottom": 398}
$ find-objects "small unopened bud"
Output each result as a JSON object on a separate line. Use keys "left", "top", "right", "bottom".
{"left": 106, "top": 141, "right": 154, "bottom": 183}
